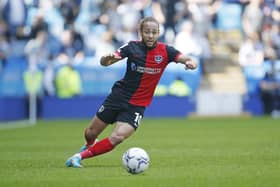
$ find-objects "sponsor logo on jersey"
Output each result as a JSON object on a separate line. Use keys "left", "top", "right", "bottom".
{"left": 154, "top": 55, "right": 163, "bottom": 64}
{"left": 136, "top": 66, "right": 161, "bottom": 74}
{"left": 130, "top": 62, "right": 161, "bottom": 74}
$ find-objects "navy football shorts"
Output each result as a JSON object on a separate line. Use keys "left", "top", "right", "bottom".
{"left": 96, "top": 99, "right": 145, "bottom": 130}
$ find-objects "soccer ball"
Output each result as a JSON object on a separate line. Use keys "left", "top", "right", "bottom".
{"left": 122, "top": 147, "right": 150, "bottom": 174}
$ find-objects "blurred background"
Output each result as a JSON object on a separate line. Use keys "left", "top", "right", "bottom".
{"left": 0, "top": 0, "right": 279, "bottom": 122}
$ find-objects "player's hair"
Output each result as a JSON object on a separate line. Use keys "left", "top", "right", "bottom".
{"left": 139, "top": 17, "right": 159, "bottom": 31}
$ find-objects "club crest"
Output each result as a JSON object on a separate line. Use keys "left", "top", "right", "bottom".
{"left": 131, "top": 62, "right": 137, "bottom": 71}
{"left": 154, "top": 55, "right": 163, "bottom": 64}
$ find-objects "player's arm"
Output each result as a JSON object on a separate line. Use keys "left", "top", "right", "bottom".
{"left": 100, "top": 53, "right": 122, "bottom": 66}
{"left": 177, "top": 54, "right": 197, "bottom": 70}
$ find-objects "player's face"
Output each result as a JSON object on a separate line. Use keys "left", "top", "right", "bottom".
{"left": 140, "top": 21, "right": 159, "bottom": 48}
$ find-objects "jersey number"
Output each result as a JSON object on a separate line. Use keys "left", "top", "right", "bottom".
{"left": 134, "top": 112, "right": 143, "bottom": 127}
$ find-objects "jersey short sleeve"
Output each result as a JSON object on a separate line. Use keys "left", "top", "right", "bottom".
{"left": 116, "top": 42, "right": 131, "bottom": 58}
{"left": 166, "top": 45, "right": 182, "bottom": 63}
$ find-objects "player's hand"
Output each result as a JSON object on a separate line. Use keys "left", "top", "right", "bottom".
{"left": 100, "top": 53, "right": 122, "bottom": 66}
{"left": 184, "top": 59, "right": 197, "bottom": 70}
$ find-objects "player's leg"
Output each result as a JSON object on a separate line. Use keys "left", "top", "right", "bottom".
{"left": 66, "top": 122, "right": 135, "bottom": 168}
{"left": 65, "top": 104, "right": 144, "bottom": 168}
{"left": 102, "top": 104, "right": 145, "bottom": 150}
{"left": 80, "top": 116, "right": 107, "bottom": 151}
{"left": 80, "top": 122, "right": 135, "bottom": 159}
{"left": 81, "top": 101, "right": 116, "bottom": 151}
{"left": 79, "top": 105, "right": 145, "bottom": 160}
{"left": 66, "top": 101, "right": 118, "bottom": 168}
{"left": 109, "top": 121, "right": 136, "bottom": 145}
{"left": 65, "top": 116, "right": 108, "bottom": 168}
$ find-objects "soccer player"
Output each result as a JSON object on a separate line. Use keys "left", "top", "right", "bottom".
{"left": 65, "top": 17, "right": 197, "bottom": 167}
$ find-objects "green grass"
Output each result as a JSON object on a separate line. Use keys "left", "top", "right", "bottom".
{"left": 0, "top": 117, "right": 279, "bottom": 187}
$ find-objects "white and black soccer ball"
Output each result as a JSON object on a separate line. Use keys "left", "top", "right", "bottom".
{"left": 122, "top": 147, "right": 150, "bottom": 174}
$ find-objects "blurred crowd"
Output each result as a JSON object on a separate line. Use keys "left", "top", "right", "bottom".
{"left": 0, "top": 0, "right": 279, "bottom": 114}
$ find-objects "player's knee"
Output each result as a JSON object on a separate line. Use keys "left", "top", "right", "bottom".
{"left": 87, "top": 127, "right": 98, "bottom": 137}
{"left": 84, "top": 128, "right": 96, "bottom": 143}
{"left": 109, "top": 133, "right": 126, "bottom": 146}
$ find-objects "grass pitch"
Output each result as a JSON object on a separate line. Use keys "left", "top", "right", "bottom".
{"left": 0, "top": 117, "right": 279, "bottom": 187}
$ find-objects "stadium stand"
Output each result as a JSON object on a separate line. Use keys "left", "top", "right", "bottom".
{"left": 0, "top": 0, "right": 280, "bottom": 120}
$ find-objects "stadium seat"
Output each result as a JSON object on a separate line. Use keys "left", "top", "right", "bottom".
{"left": 0, "top": 56, "right": 28, "bottom": 97}
{"left": 215, "top": 2, "right": 242, "bottom": 31}
{"left": 243, "top": 64, "right": 266, "bottom": 94}
{"left": 5, "top": 56, "right": 27, "bottom": 68}
{"left": 274, "top": 60, "right": 280, "bottom": 81}
{"left": 0, "top": 68, "right": 27, "bottom": 97}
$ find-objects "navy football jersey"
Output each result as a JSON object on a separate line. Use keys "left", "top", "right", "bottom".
{"left": 109, "top": 41, "right": 181, "bottom": 107}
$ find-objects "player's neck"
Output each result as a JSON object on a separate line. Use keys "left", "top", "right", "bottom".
{"left": 141, "top": 41, "right": 158, "bottom": 50}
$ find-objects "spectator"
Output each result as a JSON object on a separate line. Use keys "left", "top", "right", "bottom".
{"left": 271, "top": 0, "right": 280, "bottom": 24}
{"left": 23, "top": 64, "right": 43, "bottom": 96}
{"left": 56, "top": 28, "right": 85, "bottom": 65}
{"left": 29, "top": 13, "right": 49, "bottom": 39}
{"left": 173, "top": 0, "right": 192, "bottom": 26}
{"left": 174, "top": 20, "right": 203, "bottom": 58}
{"left": 242, "top": 0, "right": 264, "bottom": 37}
{"left": 270, "top": 23, "right": 280, "bottom": 59}
{"left": 187, "top": 0, "right": 213, "bottom": 37}
{"left": 136, "top": 0, "right": 165, "bottom": 24}
{"left": 154, "top": 84, "right": 168, "bottom": 96}
{"left": 238, "top": 32, "right": 264, "bottom": 67}
{"left": 94, "top": 31, "right": 116, "bottom": 61}
{"left": 24, "top": 30, "right": 50, "bottom": 68}
{"left": 99, "top": 0, "right": 121, "bottom": 33}
{"left": 74, "top": 0, "right": 103, "bottom": 36}
{"left": 2, "top": 0, "right": 28, "bottom": 38}
{"left": 162, "top": 0, "right": 177, "bottom": 30}
{"left": 39, "top": 0, "right": 64, "bottom": 39}
{"left": 23, "top": 64, "right": 43, "bottom": 118}
{"left": 59, "top": 0, "right": 80, "bottom": 28}
{"left": 169, "top": 76, "right": 192, "bottom": 97}
{"left": 259, "top": 49, "right": 280, "bottom": 116}
{"left": 2, "top": 0, "right": 29, "bottom": 57}
{"left": 115, "top": 0, "right": 141, "bottom": 44}
{"left": 55, "top": 62, "right": 82, "bottom": 98}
